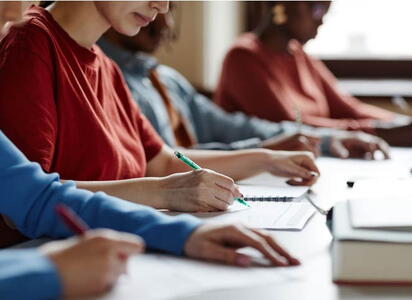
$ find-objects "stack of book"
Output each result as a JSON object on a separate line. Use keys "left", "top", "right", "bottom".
{"left": 331, "top": 195, "right": 412, "bottom": 285}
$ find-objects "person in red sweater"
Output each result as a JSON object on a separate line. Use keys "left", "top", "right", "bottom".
{"left": 100, "top": 7, "right": 391, "bottom": 160}
{"left": 215, "top": 1, "right": 412, "bottom": 147}
{"left": 0, "top": 1, "right": 319, "bottom": 213}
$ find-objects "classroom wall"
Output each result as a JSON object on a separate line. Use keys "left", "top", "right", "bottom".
{"left": 155, "top": 1, "right": 245, "bottom": 90}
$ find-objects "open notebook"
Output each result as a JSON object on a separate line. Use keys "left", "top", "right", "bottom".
{"left": 240, "top": 185, "right": 309, "bottom": 202}
{"left": 235, "top": 184, "right": 314, "bottom": 230}
{"left": 167, "top": 183, "right": 315, "bottom": 230}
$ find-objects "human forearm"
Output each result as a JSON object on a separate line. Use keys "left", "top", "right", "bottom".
{"left": 181, "top": 148, "right": 319, "bottom": 186}
{"left": 145, "top": 145, "right": 266, "bottom": 180}
{"left": 0, "top": 131, "right": 202, "bottom": 253}
{"left": 10, "top": 174, "right": 201, "bottom": 254}
{"left": 144, "top": 146, "right": 318, "bottom": 213}
{"left": 179, "top": 149, "right": 268, "bottom": 181}
{"left": 44, "top": 180, "right": 202, "bottom": 254}
{"left": 73, "top": 177, "right": 164, "bottom": 208}
{"left": 148, "top": 145, "right": 318, "bottom": 184}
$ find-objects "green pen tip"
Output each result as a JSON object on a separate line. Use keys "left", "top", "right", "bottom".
{"left": 238, "top": 198, "right": 251, "bottom": 207}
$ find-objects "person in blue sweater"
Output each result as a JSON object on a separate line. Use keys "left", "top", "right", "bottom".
{"left": 0, "top": 2, "right": 299, "bottom": 299}
{"left": 0, "top": 100, "right": 299, "bottom": 299}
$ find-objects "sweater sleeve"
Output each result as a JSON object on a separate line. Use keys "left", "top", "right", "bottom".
{"left": 300, "top": 113, "right": 376, "bottom": 131}
{"left": 0, "top": 249, "right": 61, "bottom": 300}
{"left": 310, "top": 56, "right": 395, "bottom": 125}
{"left": 215, "top": 48, "right": 293, "bottom": 123}
{"left": 0, "top": 131, "right": 202, "bottom": 256}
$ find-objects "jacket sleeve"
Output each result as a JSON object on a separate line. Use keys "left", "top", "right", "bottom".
{"left": 0, "top": 131, "right": 202, "bottom": 256}
{"left": 0, "top": 249, "right": 61, "bottom": 300}
{"left": 189, "top": 92, "right": 287, "bottom": 149}
{"left": 187, "top": 89, "right": 336, "bottom": 153}
{"left": 163, "top": 66, "right": 285, "bottom": 149}
{"left": 314, "top": 57, "right": 394, "bottom": 121}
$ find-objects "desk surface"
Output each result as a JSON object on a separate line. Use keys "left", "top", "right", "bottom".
{"left": 78, "top": 149, "right": 412, "bottom": 300}
{"left": 339, "top": 79, "right": 412, "bottom": 98}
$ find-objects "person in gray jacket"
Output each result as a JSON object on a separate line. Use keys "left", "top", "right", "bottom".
{"left": 99, "top": 8, "right": 389, "bottom": 159}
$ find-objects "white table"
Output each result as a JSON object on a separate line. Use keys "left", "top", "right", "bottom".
{"left": 339, "top": 79, "right": 412, "bottom": 98}
{"left": 73, "top": 149, "right": 412, "bottom": 300}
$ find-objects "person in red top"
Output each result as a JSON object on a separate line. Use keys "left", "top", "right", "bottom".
{"left": 215, "top": 1, "right": 412, "bottom": 147}
{"left": 0, "top": 1, "right": 319, "bottom": 213}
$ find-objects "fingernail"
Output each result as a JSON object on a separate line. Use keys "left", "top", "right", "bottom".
{"left": 236, "top": 255, "right": 251, "bottom": 267}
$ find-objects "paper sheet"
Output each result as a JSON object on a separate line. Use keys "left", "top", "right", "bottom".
{"left": 350, "top": 192, "right": 412, "bottom": 229}
{"left": 167, "top": 201, "right": 314, "bottom": 230}
{"left": 90, "top": 252, "right": 305, "bottom": 300}
{"left": 165, "top": 182, "right": 312, "bottom": 229}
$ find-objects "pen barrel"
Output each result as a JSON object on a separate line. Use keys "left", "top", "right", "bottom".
{"left": 174, "top": 151, "right": 201, "bottom": 170}
{"left": 56, "top": 204, "right": 89, "bottom": 235}
{"left": 182, "top": 158, "right": 201, "bottom": 170}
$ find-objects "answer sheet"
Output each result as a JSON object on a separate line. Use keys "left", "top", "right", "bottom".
{"left": 166, "top": 181, "right": 314, "bottom": 230}
{"left": 92, "top": 252, "right": 305, "bottom": 300}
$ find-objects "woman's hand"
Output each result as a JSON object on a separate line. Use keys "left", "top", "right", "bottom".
{"left": 40, "top": 229, "right": 144, "bottom": 297}
{"left": 157, "top": 169, "right": 242, "bottom": 212}
{"left": 374, "top": 122, "right": 412, "bottom": 148}
{"left": 330, "top": 132, "right": 390, "bottom": 159}
{"left": 260, "top": 133, "right": 321, "bottom": 157}
{"left": 184, "top": 223, "right": 300, "bottom": 267}
{"left": 262, "top": 150, "right": 320, "bottom": 186}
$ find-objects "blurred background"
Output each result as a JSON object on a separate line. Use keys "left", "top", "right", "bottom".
{"left": 155, "top": 1, "right": 412, "bottom": 115}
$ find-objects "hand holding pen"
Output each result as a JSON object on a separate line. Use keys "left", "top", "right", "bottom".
{"left": 152, "top": 151, "right": 244, "bottom": 212}
{"left": 37, "top": 204, "right": 144, "bottom": 297}
{"left": 175, "top": 151, "right": 250, "bottom": 208}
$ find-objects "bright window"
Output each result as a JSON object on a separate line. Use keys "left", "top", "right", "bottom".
{"left": 305, "top": 0, "right": 412, "bottom": 59}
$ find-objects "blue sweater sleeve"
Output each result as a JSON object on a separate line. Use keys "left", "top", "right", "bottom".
{"left": 0, "top": 131, "right": 202, "bottom": 255}
{"left": 0, "top": 249, "right": 61, "bottom": 300}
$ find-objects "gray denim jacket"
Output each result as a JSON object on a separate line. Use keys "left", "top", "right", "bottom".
{"left": 99, "top": 38, "right": 333, "bottom": 153}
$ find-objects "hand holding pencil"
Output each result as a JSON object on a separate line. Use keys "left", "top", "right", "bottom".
{"left": 39, "top": 204, "right": 144, "bottom": 297}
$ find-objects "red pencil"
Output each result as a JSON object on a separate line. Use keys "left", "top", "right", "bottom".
{"left": 55, "top": 203, "right": 89, "bottom": 235}
{"left": 55, "top": 203, "right": 127, "bottom": 262}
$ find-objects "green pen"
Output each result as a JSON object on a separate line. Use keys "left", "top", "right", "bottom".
{"left": 174, "top": 151, "right": 251, "bottom": 208}
{"left": 293, "top": 105, "right": 302, "bottom": 134}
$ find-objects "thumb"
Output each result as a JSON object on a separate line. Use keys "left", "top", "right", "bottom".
{"left": 330, "top": 140, "right": 349, "bottom": 159}
{"left": 106, "top": 234, "right": 145, "bottom": 261}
